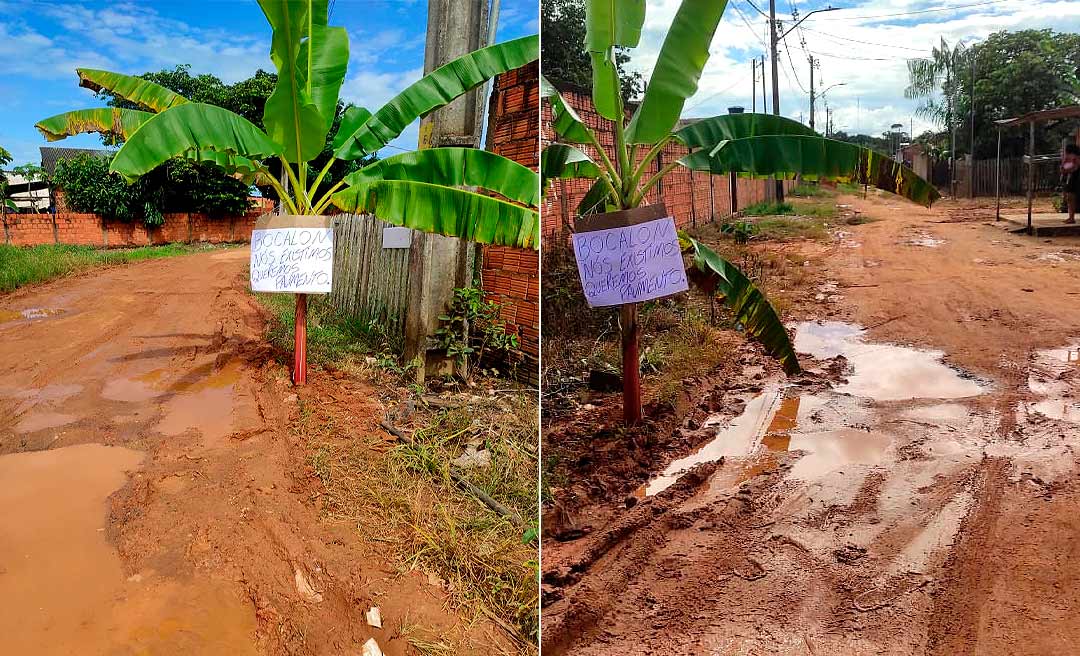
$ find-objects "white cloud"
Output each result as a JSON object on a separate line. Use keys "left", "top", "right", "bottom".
{"left": 621, "top": 0, "right": 1080, "bottom": 139}
{"left": 340, "top": 66, "right": 424, "bottom": 113}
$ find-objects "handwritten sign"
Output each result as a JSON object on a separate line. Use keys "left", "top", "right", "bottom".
{"left": 572, "top": 216, "right": 688, "bottom": 307}
{"left": 250, "top": 215, "right": 334, "bottom": 294}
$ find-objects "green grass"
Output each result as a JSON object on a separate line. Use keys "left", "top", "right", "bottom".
{"left": 790, "top": 182, "right": 833, "bottom": 198}
{"left": 741, "top": 200, "right": 795, "bottom": 216}
{"left": 754, "top": 216, "right": 828, "bottom": 240}
{"left": 0, "top": 242, "right": 223, "bottom": 293}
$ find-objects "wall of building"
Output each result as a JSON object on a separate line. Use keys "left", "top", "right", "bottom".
{"left": 542, "top": 84, "right": 789, "bottom": 240}
{"left": 1, "top": 199, "right": 274, "bottom": 248}
{"left": 482, "top": 62, "right": 540, "bottom": 384}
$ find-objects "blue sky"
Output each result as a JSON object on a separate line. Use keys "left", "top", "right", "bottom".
{"left": 0, "top": 0, "right": 537, "bottom": 166}
{"left": 629, "top": 0, "right": 1080, "bottom": 139}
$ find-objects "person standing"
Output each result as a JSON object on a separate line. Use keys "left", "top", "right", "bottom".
{"left": 1062, "top": 143, "right": 1080, "bottom": 224}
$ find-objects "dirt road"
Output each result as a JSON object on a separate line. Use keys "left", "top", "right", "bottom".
{"left": 543, "top": 195, "right": 1080, "bottom": 654}
{"left": 0, "top": 249, "right": 503, "bottom": 655}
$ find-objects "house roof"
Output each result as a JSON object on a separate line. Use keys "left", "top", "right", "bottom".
{"left": 39, "top": 146, "right": 113, "bottom": 175}
{"left": 994, "top": 105, "right": 1080, "bottom": 128}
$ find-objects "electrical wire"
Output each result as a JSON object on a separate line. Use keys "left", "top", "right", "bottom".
{"left": 731, "top": 2, "right": 770, "bottom": 50}
{"left": 813, "top": 0, "right": 1016, "bottom": 21}
{"left": 684, "top": 71, "right": 756, "bottom": 113}
{"left": 807, "top": 47, "right": 918, "bottom": 62}
{"left": 798, "top": 26, "right": 932, "bottom": 52}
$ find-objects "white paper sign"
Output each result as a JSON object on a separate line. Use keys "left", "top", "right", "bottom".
{"left": 382, "top": 226, "right": 412, "bottom": 249}
{"left": 572, "top": 216, "right": 688, "bottom": 307}
{"left": 250, "top": 227, "right": 334, "bottom": 294}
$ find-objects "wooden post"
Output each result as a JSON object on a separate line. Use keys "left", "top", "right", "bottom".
{"left": 576, "top": 204, "right": 668, "bottom": 427}
{"left": 1027, "top": 120, "right": 1035, "bottom": 235}
{"left": 294, "top": 293, "right": 308, "bottom": 385}
{"left": 995, "top": 129, "right": 1002, "bottom": 221}
{"left": 621, "top": 303, "right": 641, "bottom": 425}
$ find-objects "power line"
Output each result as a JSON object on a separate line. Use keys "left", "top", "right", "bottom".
{"left": 784, "top": 43, "right": 807, "bottom": 93}
{"left": 814, "top": 0, "right": 1016, "bottom": 21}
{"left": 731, "top": 2, "right": 770, "bottom": 49}
{"left": 684, "top": 71, "right": 756, "bottom": 113}
{"left": 806, "top": 47, "right": 916, "bottom": 62}
{"left": 798, "top": 26, "right": 932, "bottom": 52}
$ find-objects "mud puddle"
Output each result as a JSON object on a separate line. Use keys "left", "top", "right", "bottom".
{"left": 1021, "top": 344, "right": 1080, "bottom": 424}
{"left": 639, "top": 322, "right": 986, "bottom": 498}
{"left": 0, "top": 307, "right": 67, "bottom": 326}
{"left": 0, "top": 444, "right": 258, "bottom": 655}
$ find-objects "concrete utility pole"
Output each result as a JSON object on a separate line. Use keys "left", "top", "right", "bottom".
{"left": 752, "top": 59, "right": 757, "bottom": 112}
{"left": 768, "top": 0, "right": 783, "bottom": 202}
{"left": 404, "top": 0, "right": 491, "bottom": 379}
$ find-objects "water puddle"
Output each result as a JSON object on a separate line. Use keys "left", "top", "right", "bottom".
{"left": 1021, "top": 345, "right": 1080, "bottom": 424}
{"left": 0, "top": 444, "right": 258, "bottom": 655}
{"left": 794, "top": 322, "right": 985, "bottom": 401}
{"left": 102, "top": 368, "right": 168, "bottom": 402}
{"left": 639, "top": 322, "right": 985, "bottom": 498}
{"left": 0, "top": 308, "right": 67, "bottom": 325}
{"left": 157, "top": 361, "right": 244, "bottom": 440}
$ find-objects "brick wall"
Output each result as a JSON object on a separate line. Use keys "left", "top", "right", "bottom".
{"left": 482, "top": 62, "right": 540, "bottom": 385}
{"left": 542, "top": 84, "right": 789, "bottom": 240}
{"left": 1, "top": 207, "right": 269, "bottom": 248}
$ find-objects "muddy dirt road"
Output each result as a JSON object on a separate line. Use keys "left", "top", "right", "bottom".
{"left": 543, "top": 196, "right": 1080, "bottom": 655}
{"left": 0, "top": 249, "right": 503, "bottom": 655}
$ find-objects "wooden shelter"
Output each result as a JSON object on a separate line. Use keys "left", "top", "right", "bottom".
{"left": 994, "top": 105, "right": 1080, "bottom": 233}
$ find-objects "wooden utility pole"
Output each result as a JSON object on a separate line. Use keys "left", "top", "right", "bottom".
{"left": 404, "top": 0, "right": 491, "bottom": 380}
{"left": 808, "top": 54, "right": 815, "bottom": 130}
{"left": 969, "top": 50, "right": 977, "bottom": 198}
{"left": 761, "top": 55, "right": 767, "bottom": 113}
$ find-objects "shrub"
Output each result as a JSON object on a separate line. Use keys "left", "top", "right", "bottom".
{"left": 53, "top": 153, "right": 251, "bottom": 225}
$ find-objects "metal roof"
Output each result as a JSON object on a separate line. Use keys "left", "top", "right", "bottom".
{"left": 994, "top": 105, "right": 1080, "bottom": 128}
{"left": 38, "top": 146, "right": 113, "bottom": 175}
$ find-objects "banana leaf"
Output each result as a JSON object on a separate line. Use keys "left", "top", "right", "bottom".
{"left": 258, "top": 0, "right": 343, "bottom": 163}
{"left": 332, "top": 106, "right": 372, "bottom": 150}
{"left": 625, "top": 0, "right": 729, "bottom": 144}
{"left": 683, "top": 235, "right": 800, "bottom": 375}
{"left": 334, "top": 35, "right": 539, "bottom": 160}
{"left": 585, "top": 0, "right": 646, "bottom": 51}
{"left": 330, "top": 180, "right": 539, "bottom": 249}
{"left": 76, "top": 68, "right": 188, "bottom": 113}
{"left": 181, "top": 148, "right": 264, "bottom": 176}
{"left": 35, "top": 107, "right": 153, "bottom": 142}
{"left": 345, "top": 147, "right": 540, "bottom": 208}
{"left": 589, "top": 51, "right": 622, "bottom": 121}
{"left": 540, "top": 75, "right": 592, "bottom": 144}
{"left": 110, "top": 103, "right": 281, "bottom": 182}
{"left": 680, "top": 135, "right": 941, "bottom": 206}
{"left": 541, "top": 144, "right": 601, "bottom": 200}
{"left": 675, "top": 113, "right": 817, "bottom": 149}
{"left": 577, "top": 177, "right": 616, "bottom": 216}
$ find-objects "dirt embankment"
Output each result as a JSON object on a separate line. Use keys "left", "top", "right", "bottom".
{"left": 0, "top": 250, "right": 509, "bottom": 655}
{"left": 542, "top": 194, "right": 1080, "bottom": 654}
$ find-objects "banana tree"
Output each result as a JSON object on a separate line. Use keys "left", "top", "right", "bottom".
{"left": 36, "top": 0, "right": 539, "bottom": 383}
{"left": 542, "top": 0, "right": 939, "bottom": 423}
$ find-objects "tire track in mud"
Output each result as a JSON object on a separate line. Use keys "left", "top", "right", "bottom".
{"left": 925, "top": 456, "right": 1010, "bottom": 655}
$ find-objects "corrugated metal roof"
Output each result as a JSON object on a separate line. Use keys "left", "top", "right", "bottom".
{"left": 995, "top": 105, "right": 1080, "bottom": 128}
{"left": 38, "top": 146, "right": 113, "bottom": 175}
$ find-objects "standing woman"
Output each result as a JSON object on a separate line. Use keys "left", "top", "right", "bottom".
{"left": 1063, "top": 143, "right": 1080, "bottom": 224}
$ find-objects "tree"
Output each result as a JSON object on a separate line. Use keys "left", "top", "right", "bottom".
{"left": 541, "top": 0, "right": 644, "bottom": 101}
{"left": 0, "top": 146, "right": 15, "bottom": 214}
{"left": 954, "top": 30, "right": 1080, "bottom": 158}
{"left": 52, "top": 153, "right": 251, "bottom": 224}
{"left": 542, "top": 0, "right": 938, "bottom": 423}
{"left": 36, "top": 0, "right": 539, "bottom": 249}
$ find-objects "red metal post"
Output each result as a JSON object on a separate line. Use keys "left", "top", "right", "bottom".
{"left": 621, "top": 303, "right": 641, "bottom": 426}
{"left": 294, "top": 293, "right": 307, "bottom": 385}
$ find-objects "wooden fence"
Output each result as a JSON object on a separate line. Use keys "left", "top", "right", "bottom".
{"left": 329, "top": 213, "right": 411, "bottom": 340}
{"left": 939, "top": 156, "right": 1063, "bottom": 197}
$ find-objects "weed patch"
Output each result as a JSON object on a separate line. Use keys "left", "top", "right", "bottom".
{"left": 0, "top": 242, "right": 226, "bottom": 293}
